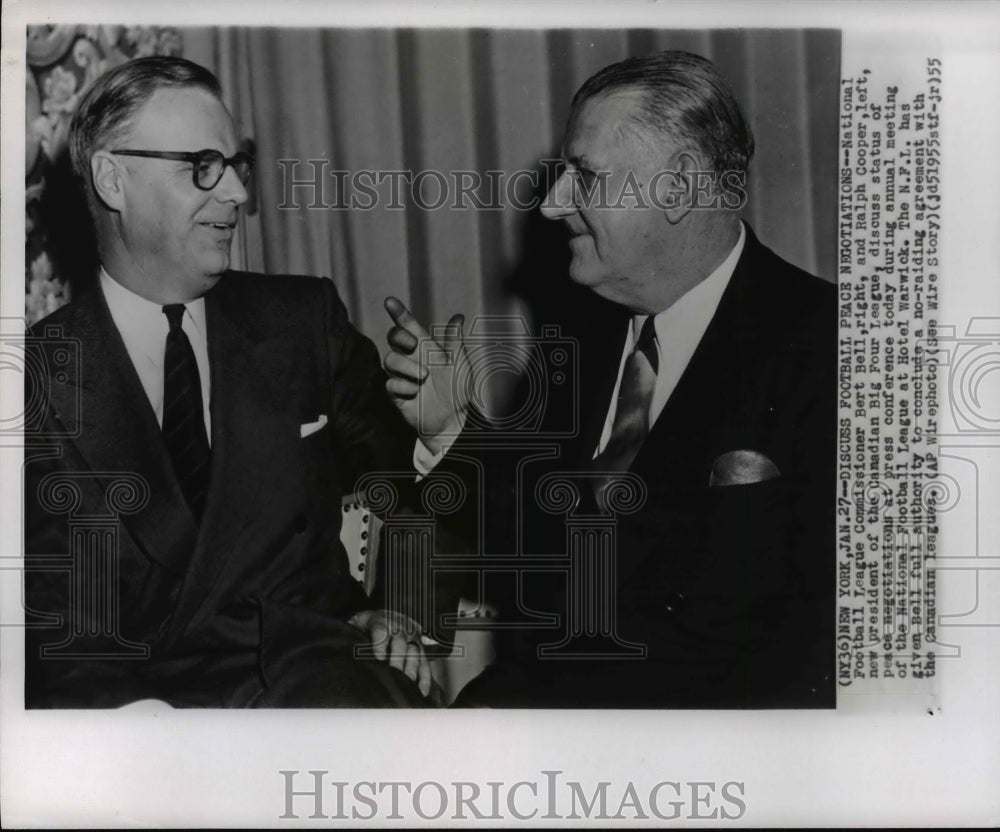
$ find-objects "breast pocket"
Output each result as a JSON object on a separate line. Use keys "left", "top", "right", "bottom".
{"left": 299, "top": 418, "right": 339, "bottom": 482}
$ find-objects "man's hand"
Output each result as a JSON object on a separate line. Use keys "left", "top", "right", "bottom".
{"left": 348, "top": 608, "right": 432, "bottom": 698}
{"left": 383, "top": 296, "right": 469, "bottom": 454}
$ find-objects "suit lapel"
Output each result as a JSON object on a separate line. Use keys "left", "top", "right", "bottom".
{"left": 635, "top": 229, "right": 766, "bottom": 487}
{"left": 50, "top": 289, "right": 197, "bottom": 575}
{"left": 613, "top": 230, "right": 767, "bottom": 582}
{"left": 166, "top": 275, "right": 289, "bottom": 641}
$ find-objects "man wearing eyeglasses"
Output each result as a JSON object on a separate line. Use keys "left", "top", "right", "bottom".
{"left": 24, "top": 56, "right": 437, "bottom": 708}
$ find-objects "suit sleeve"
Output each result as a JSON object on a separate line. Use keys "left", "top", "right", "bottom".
{"left": 316, "top": 279, "right": 466, "bottom": 637}
{"left": 319, "top": 278, "right": 415, "bottom": 488}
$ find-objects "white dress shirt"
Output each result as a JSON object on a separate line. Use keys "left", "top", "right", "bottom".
{"left": 100, "top": 267, "right": 212, "bottom": 443}
{"left": 415, "top": 224, "right": 747, "bottom": 472}
{"left": 595, "top": 223, "right": 746, "bottom": 456}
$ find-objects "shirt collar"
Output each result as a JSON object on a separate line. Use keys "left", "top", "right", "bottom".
{"left": 632, "top": 222, "right": 747, "bottom": 348}
{"left": 100, "top": 266, "right": 208, "bottom": 362}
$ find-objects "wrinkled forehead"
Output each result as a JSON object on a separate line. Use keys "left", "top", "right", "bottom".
{"left": 122, "top": 85, "right": 237, "bottom": 152}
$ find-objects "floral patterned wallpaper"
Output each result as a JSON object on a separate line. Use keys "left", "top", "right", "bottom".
{"left": 25, "top": 25, "right": 184, "bottom": 325}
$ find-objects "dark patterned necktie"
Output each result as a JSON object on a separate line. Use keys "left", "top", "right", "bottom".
{"left": 162, "top": 304, "right": 211, "bottom": 521}
{"left": 593, "top": 317, "right": 658, "bottom": 510}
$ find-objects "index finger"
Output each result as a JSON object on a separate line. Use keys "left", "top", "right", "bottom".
{"left": 384, "top": 296, "right": 430, "bottom": 340}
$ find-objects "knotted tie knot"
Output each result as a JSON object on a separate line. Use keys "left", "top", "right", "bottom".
{"left": 162, "top": 303, "right": 187, "bottom": 331}
{"left": 632, "top": 315, "right": 658, "bottom": 375}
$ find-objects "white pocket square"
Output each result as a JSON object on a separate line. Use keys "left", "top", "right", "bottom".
{"left": 300, "top": 414, "right": 328, "bottom": 438}
{"left": 709, "top": 449, "right": 780, "bottom": 487}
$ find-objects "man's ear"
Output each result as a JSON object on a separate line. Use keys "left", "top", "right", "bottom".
{"left": 91, "top": 152, "right": 126, "bottom": 212}
{"left": 652, "top": 150, "right": 701, "bottom": 225}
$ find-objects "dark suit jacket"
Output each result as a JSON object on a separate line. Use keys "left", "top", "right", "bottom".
{"left": 452, "top": 226, "right": 837, "bottom": 708}
{"left": 24, "top": 271, "right": 428, "bottom": 708}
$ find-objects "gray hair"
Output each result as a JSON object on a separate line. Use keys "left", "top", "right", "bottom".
{"left": 69, "top": 55, "right": 223, "bottom": 184}
{"left": 571, "top": 50, "right": 754, "bottom": 178}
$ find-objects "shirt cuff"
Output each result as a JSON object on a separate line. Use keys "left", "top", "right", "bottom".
{"left": 412, "top": 410, "right": 468, "bottom": 477}
{"left": 413, "top": 438, "right": 446, "bottom": 477}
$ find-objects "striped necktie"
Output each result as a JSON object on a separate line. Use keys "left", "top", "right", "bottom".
{"left": 162, "top": 304, "right": 211, "bottom": 521}
{"left": 593, "top": 316, "right": 658, "bottom": 510}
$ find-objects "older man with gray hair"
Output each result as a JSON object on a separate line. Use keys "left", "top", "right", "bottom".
{"left": 385, "top": 51, "right": 837, "bottom": 708}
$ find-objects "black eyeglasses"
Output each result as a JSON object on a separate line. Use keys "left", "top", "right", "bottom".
{"left": 110, "top": 148, "right": 255, "bottom": 191}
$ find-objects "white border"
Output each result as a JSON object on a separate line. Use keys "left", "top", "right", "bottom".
{"left": 3, "top": 1, "right": 999, "bottom": 827}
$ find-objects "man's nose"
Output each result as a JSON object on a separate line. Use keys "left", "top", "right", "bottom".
{"left": 215, "top": 164, "right": 249, "bottom": 206}
{"left": 540, "top": 170, "right": 578, "bottom": 220}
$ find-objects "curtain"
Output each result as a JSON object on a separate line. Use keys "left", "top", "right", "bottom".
{"left": 200, "top": 27, "right": 840, "bottom": 348}
{"left": 28, "top": 27, "right": 841, "bottom": 343}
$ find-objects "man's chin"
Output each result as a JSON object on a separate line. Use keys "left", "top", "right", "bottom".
{"left": 201, "top": 251, "right": 231, "bottom": 278}
{"left": 567, "top": 259, "right": 603, "bottom": 288}
{"left": 187, "top": 256, "right": 229, "bottom": 296}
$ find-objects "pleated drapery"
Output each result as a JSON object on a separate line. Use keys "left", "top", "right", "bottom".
{"left": 184, "top": 27, "right": 840, "bottom": 345}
